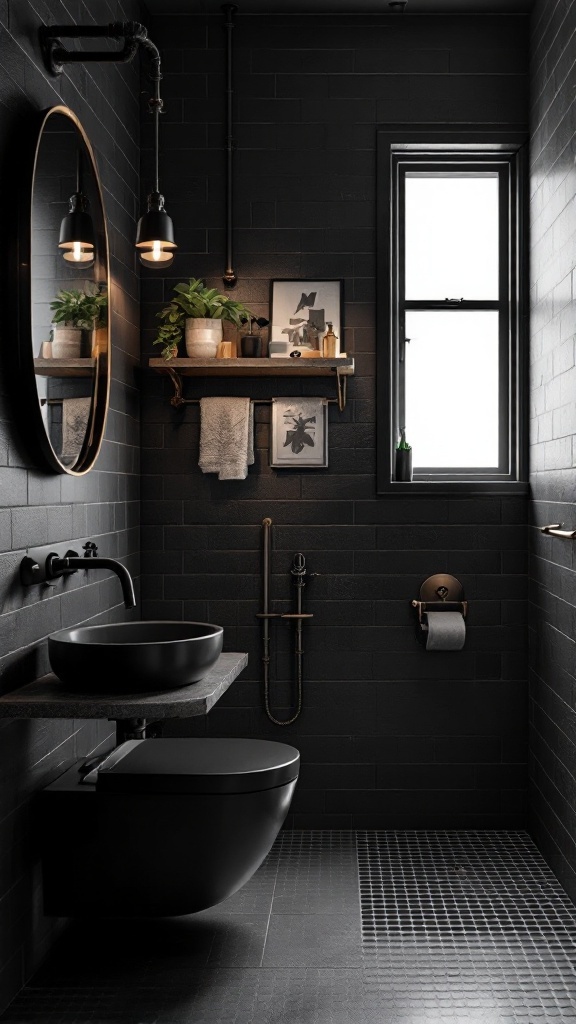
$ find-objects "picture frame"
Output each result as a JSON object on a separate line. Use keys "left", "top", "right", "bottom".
{"left": 269, "top": 279, "right": 344, "bottom": 357}
{"left": 270, "top": 398, "right": 329, "bottom": 469}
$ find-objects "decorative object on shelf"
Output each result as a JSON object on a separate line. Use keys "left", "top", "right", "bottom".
{"left": 153, "top": 278, "right": 253, "bottom": 360}
{"left": 39, "top": 20, "right": 176, "bottom": 269}
{"left": 240, "top": 316, "right": 270, "bottom": 358}
{"left": 395, "top": 427, "right": 413, "bottom": 481}
{"left": 270, "top": 397, "right": 328, "bottom": 469}
{"left": 322, "top": 322, "right": 338, "bottom": 357}
{"left": 216, "top": 341, "right": 234, "bottom": 359}
{"left": 49, "top": 287, "right": 108, "bottom": 358}
{"left": 240, "top": 335, "right": 261, "bottom": 357}
{"left": 270, "top": 279, "right": 343, "bottom": 358}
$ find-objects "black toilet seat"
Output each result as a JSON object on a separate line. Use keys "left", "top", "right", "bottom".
{"left": 96, "top": 738, "right": 300, "bottom": 795}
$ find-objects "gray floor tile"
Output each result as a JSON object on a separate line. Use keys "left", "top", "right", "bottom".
{"left": 204, "top": 913, "right": 270, "bottom": 967}
{"left": 4, "top": 831, "right": 576, "bottom": 1023}
{"left": 262, "top": 914, "right": 363, "bottom": 968}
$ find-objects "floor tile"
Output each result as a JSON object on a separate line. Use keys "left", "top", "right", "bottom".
{"left": 262, "top": 914, "right": 363, "bottom": 968}
{"left": 3, "top": 831, "right": 576, "bottom": 1023}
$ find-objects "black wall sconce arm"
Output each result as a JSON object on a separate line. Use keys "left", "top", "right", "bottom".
{"left": 40, "top": 21, "right": 159, "bottom": 77}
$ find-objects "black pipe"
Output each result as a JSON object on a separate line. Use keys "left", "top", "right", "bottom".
{"left": 222, "top": 4, "right": 238, "bottom": 287}
{"left": 39, "top": 22, "right": 161, "bottom": 80}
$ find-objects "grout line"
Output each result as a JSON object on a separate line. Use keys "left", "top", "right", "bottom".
{"left": 259, "top": 838, "right": 280, "bottom": 967}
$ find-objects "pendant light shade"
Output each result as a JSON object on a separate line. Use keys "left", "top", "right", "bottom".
{"left": 59, "top": 191, "right": 95, "bottom": 264}
{"left": 135, "top": 191, "right": 176, "bottom": 266}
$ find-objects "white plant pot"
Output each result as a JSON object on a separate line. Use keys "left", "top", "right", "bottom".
{"left": 52, "top": 326, "right": 84, "bottom": 359}
{"left": 185, "top": 318, "right": 223, "bottom": 358}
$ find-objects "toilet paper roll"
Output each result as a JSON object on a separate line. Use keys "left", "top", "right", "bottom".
{"left": 425, "top": 611, "right": 466, "bottom": 651}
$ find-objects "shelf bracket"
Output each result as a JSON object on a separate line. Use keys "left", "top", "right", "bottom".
{"left": 166, "top": 368, "right": 185, "bottom": 408}
{"left": 335, "top": 366, "right": 347, "bottom": 412}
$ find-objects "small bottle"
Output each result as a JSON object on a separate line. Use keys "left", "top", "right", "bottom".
{"left": 323, "top": 322, "right": 338, "bottom": 357}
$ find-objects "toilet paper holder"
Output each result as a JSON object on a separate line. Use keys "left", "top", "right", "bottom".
{"left": 411, "top": 574, "right": 467, "bottom": 642}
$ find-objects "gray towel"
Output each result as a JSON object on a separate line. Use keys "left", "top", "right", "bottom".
{"left": 199, "top": 397, "right": 254, "bottom": 480}
{"left": 61, "top": 397, "right": 91, "bottom": 466}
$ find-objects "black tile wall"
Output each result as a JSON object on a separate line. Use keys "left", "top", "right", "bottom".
{"left": 529, "top": 0, "right": 576, "bottom": 903}
{"left": 0, "top": 0, "right": 141, "bottom": 1013}
{"left": 140, "top": 13, "right": 530, "bottom": 829}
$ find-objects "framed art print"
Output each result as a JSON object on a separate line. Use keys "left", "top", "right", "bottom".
{"left": 269, "top": 279, "right": 343, "bottom": 357}
{"left": 270, "top": 398, "right": 329, "bottom": 468}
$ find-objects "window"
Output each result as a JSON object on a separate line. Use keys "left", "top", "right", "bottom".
{"left": 377, "top": 128, "right": 528, "bottom": 494}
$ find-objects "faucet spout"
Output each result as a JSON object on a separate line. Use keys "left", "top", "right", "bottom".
{"left": 51, "top": 555, "right": 136, "bottom": 609}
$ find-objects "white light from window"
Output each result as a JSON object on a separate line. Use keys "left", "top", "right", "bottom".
{"left": 404, "top": 310, "right": 499, "bottom": 469}
{"left": 405, "top": 174, "right": 499, "bottom": 300}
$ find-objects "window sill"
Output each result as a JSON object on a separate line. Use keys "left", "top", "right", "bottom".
{"left": 377, "top": 480, "right": 529, "bottom": 497}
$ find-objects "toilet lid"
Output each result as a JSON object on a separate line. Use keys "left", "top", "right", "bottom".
{"left": 96, "top": 738, "right": 300, "bottom": 795}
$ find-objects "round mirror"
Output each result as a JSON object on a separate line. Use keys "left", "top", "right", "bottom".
{"left": 16, "top": 105, "right": 110, "bottom": 475}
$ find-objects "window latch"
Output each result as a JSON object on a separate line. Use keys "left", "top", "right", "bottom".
{"left": 399, "top": 337, "right": 410, "bottom": 363}
{"left": 444, "top": 297, "right": 464, "bottom": 304}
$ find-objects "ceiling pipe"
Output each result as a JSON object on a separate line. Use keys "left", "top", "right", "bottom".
{"left": 222, "top": 4, "right": 238, "bottom": 287}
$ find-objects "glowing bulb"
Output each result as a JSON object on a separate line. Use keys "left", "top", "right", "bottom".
{"left": 152, "top": 240, "right": 162, "bottom": 262}
{"left": 72, "top": 241, "right": 82, "bottom": 262}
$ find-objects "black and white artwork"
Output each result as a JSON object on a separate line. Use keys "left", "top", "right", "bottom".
{"left": 270, "top": 398, "right": 329, "bottom": 468}
{"left": 270, "top": 280, "right": 343, "bottom": 357}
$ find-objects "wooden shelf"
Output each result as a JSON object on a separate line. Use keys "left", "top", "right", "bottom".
{"left": 148, "top": 356, "right": 354, "bottom": 377}
{"left": 34, "top": 358, "right": 96, "bottom": 378}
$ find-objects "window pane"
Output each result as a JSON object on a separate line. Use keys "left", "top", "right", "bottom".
{"left": 404, "top": 310, "right": 499, "bottom": 469}
{"left": 405, "top": 174, "right": 499, "bottom": 300}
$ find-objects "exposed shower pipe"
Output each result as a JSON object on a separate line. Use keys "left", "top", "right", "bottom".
{"left": 222, "top": 4, "right": 238, "bottom": 287}
{"left": 258, "top": 519, "right": 314, "bottom": 726}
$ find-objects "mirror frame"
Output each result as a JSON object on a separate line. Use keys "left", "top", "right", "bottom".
{"left": 15, "top": 105, "right": 111, "bottom": 476}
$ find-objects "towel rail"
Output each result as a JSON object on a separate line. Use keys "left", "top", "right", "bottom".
{"left": 539, "top": 524, "right": 576, "bottom": 539}
{"left": 164, "top": 368, "right": 340, "bottom": 411}
{"left": 158, "top": 362, "right": 351, "bottom": 411}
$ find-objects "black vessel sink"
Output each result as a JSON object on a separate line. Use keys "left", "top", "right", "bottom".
{"left": 48, "top": 621, "right": 224, "bottom": 693}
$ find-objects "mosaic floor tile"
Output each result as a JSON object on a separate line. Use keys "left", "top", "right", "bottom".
{"left": 3, "top": 831, "right": 576, "bottom": 1023}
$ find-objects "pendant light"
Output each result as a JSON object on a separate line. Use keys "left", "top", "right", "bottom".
{"left": 39, "top": 21, "right": 176, "bottom": 269}
{"left": 135, "top": 74, "right": 176, "bottom": 267}
{"left": 58, "top": 151, "right": 95, "bottom": 265}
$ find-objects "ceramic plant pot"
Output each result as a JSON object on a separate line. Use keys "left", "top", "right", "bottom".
{"left": 185, "top": 318, "right": 223, "bottom": 358}
{"left": 51, "top": 326, "right": 84, "bottom": 359}
{"left": 240, "top": 335, "right": 262, "bottom": 358}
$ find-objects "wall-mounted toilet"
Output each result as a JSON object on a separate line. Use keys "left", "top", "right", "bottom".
{"left": 40, "top": 737, "right": 299, "bottom": 917}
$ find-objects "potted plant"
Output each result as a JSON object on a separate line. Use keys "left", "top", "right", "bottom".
{"left": 153, "top": 278, "right": 254, "bottom": 360}
{"left": 239, "top": 316, "right": 270, "bottom": 358}
{"left": 50, "top": 287, "right": 108, "bottom": 359}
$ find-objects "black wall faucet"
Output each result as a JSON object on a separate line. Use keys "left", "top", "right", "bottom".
{"left": 20, "top": 542, "right": 136, "bottom": 610}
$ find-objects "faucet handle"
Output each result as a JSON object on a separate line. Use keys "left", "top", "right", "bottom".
{"left": 82, "top": 541, "right": 98, "bottom": 558}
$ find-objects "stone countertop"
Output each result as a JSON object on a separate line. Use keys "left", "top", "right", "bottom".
{"left": 0, "top": 653, "right": 248, "bottom": 720}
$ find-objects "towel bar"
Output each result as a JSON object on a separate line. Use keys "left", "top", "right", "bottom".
{"left": 155, "top": 362, "right": 351, "bottom": 411}
{"left": 164, "top": 367, "right": 341, "bottom": 411}
{"left": 539, "top": 524, "right": 576, "bottom": 539}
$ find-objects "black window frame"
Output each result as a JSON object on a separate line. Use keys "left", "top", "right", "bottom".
{"left": 377, "top": 126, "right": 529, "bottom": 496}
